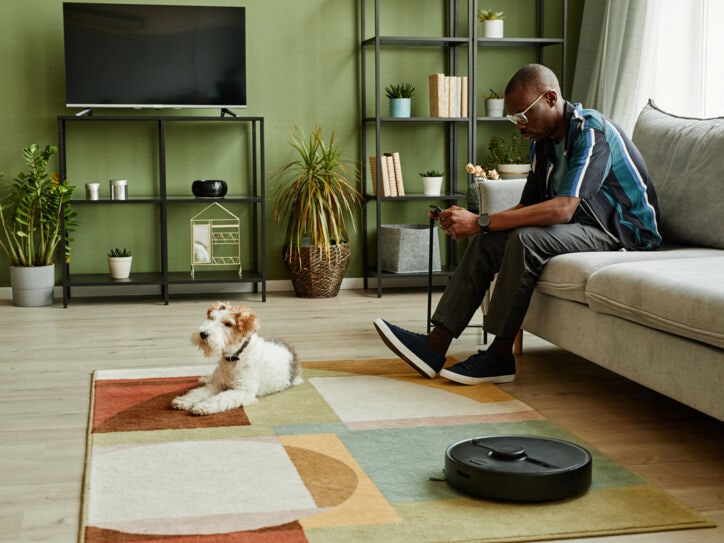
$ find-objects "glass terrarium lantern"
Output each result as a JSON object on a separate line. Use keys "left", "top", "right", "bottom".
{"left": 190, "top": 202, "right": 242, "bottom": 278}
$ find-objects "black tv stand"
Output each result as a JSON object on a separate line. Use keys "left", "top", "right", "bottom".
{"left": 220, "top": 108, "right": 238, "bottom": 118}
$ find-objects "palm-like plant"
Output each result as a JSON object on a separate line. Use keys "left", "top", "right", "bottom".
{"left": 0, "top": 144, "right": 76, "bottom": 267}
{"left": 273, "top": 126, "right": 361, "bottom": 264}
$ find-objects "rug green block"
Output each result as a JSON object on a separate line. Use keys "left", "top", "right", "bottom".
{"left": 305, "top": 486, "right": 713, "bottom": 543}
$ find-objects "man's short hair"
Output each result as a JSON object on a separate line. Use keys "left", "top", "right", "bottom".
{"left": 505, "top": 64, "right": 561, "bottom": 97}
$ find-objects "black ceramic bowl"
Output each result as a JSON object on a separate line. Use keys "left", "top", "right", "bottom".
{"left": 192, "top": 179, "right": 227, "bottom": 198}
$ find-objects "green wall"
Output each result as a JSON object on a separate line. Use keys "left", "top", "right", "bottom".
{"left": 0, "top": 0, "right": 583, "bottom": 287}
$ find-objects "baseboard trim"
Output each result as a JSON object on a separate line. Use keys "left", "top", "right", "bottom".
{"left": 0, "top": 275, "right": 445, "bottom": 302}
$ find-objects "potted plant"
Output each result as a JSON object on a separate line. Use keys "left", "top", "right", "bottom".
{"left": 107, "top": 248, "right": 132, "bottom": 280}
{"left": 487, "top": 132, "right": 531, "bottom": 178}
{"left": 385, "top": 82, "right": 415, "bottom": 118}
{"left": 0, "top": 144, "right": 76, "bottom": 306}
{"left": 478, "top": 9, "right": 505, "bottom": 38}
{"left": 419, "top": 169, "right": 444, "bottom": 196}
{"left": 273, "top": 126, "right": 361, "bottom": 298}
{"left": 484, "top": 88, "right": 504, "bottom": 117}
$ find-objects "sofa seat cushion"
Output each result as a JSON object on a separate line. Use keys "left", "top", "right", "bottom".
{"left": 536, "top": 247, "right": 723, "bottom": 304}
{"left": 584, "top": 256, "right": 724, "bottom": 348}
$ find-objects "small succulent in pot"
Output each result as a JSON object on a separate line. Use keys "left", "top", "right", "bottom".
{"left": 385, "top": 82, "right": 416, "bottom": 99}
{"left": 419, "top": 170, "right": 444, "bottom": 178}
{"left": 108, "top": 248, "right": 132, "bottom": 257}
{"left": 478, "top": 9, "right": 504, "bottom": 21}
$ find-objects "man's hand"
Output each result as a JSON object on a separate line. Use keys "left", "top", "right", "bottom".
{"left": 437, "top": 206, "right": 480, "bottom": 239}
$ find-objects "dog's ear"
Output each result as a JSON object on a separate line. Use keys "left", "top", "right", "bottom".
{"left": 235, "top": 306, "right": 259, "bottom": 336}
{"left": 207, "top": 301, "right": 227, "bottom": 318}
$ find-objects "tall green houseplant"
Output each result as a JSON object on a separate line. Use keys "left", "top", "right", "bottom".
{"left": 273, "top": 126, "right": 361, "bottom": 297}
{"left": 0, "top": 144, "right": 76, "bottom": 267}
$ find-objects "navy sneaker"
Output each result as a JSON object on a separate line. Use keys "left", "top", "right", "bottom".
{"left": 439, "top": 350, "right": 516, "bottom": 385}
{"left": 373, "top": 318, "right": 445, "bottom": 378}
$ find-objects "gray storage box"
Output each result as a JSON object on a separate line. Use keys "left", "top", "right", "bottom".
{"left": 380, "top": 224, "right": 441, "bottom": 273}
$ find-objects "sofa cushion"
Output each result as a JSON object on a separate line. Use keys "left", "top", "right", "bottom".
{"left": 584, "top": 256, "right": 724, "bottom": 349}
{"left": 632, "top": 101, "right": 724, "bottom": 250}
{"left": 536, "top": 247, "right": 723, "bottom": 304}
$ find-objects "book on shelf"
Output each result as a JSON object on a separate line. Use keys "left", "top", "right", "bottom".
{"left": 369, "top": 152, "right": 406, "bottom": 197}
{"left": 429, "top": 73, "right": 468, "bottom": 118}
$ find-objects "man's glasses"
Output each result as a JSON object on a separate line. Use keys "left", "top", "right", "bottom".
{"left": 506, "top": 91, "right": 548, "bottom": 125}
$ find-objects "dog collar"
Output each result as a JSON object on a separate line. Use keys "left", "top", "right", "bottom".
{"left": 224, "top": 339, "right": 249, "bottom": 362}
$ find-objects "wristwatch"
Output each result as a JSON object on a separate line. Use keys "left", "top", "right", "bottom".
{"left": 477, "top": 213, "right": 492, "bottom": 233}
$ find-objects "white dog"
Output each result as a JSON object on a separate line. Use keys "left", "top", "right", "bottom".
{"left": 172, "top": 301, "right": 302, "bottom": 415}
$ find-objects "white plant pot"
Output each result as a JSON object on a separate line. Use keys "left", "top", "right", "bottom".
{"left": 497, "top": 163, "right": 531, "bottom": 179}
{"left": 485, "top": 98, "right": 505, "bottom": 117}
{"left": 421, "top": 176, "right": 443, "bottom": 196}
{"left": 108, "top": 256, "right": 133, "bottom": 280}
{"left": 483, "top": 19, "right": 504, "bottom": 38}
{"left": 10, "top": 264, "right": 55, "bottom": 307}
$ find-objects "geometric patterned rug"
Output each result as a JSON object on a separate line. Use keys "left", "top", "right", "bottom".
{"left": 81, "top": 358, "right": 715, "bottom": 542}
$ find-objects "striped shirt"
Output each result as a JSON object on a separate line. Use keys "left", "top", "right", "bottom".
{"left": 521, "top": 102, "right": 662, "bottom": 250}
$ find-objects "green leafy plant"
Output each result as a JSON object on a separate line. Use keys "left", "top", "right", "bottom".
{"left": 385, "top": 82, "right": 416, "bottom": 99}
{"left": 487, "top": 131, "right": 530, "bottom": 166}
{"left": 108, "top": 248, "right": 132, "bottom": 257}
{"left": 419, "top": 170, "right": 444, "bottom": 177}
{"left": 485, "top": 88, "right": 503, "bottom": 99}
{"left": 0, "top": 144, "right": 76, "bottom": 267}
{"left": 273, "top": 126, "right": 362, "bottom": 263}
{"left": 478, "top": 9, "right": 504, "bottom": 21}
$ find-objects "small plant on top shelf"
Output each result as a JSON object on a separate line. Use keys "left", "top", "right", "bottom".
{"left": 108, "top": 248, "right": 132, "bottom": 257}
{"left": 384, "top": 82, "right": 416, "bottom": 99}
{"left": 419, "top": 170, "right": 444, "bottom": 178}
{"left": 478, "top": 9, "right": 505, "bottom": 38}
{"left": 485, "top": 88, "right": 503, "bottom": 99}
{"left": 478, "top": 9, "right": 504, "bottom": 21}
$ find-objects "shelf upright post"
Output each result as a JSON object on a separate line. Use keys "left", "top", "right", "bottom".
{"left": 58, "top": 116, "right": 70, "bottom": 308}
{"left": 158, "top": 118, "right": 169, "bottom": 305}
{"left": 257, "top": 118, "right": 267, "bottom": 301}
{"left": 360, "top": 0, "right": 369, "bottom": 291}
{"left": 373, "top": 0, "right": 383, "bottom": 297}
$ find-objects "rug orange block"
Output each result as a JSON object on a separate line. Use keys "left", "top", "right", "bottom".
{"left": 80, "top": 359, "right": 714, "bottom": 543}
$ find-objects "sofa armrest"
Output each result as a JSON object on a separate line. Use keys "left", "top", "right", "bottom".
{"left": 477, "top": 178, "right": 526, "bottom": 214}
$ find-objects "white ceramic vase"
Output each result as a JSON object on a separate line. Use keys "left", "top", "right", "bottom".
{"left": 483, "top": 19, "right": 504, "bottom": 38}
{"left": 485, "top": 98, "right": 505, "bottom": 117}
{"left": 108, "top": 256, "right": 133, "bottom": 280}
{"left": 421, "top": 176, "right": 443, "bottom": 196}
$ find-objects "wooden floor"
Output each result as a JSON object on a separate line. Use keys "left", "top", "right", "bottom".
{"left": 0, "top": 288, "right": 721, "bottom": 542}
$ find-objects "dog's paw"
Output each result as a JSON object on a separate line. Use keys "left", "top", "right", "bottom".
{"left": 172, "top": 396, "right": 195, "bottom": 411}
{"left": 190, "top": 401, "right": 221, "bottom": 416}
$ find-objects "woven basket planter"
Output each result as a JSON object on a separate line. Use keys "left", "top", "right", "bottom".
{"left": 285, "top": 243, "right": 351, "bottom": 298}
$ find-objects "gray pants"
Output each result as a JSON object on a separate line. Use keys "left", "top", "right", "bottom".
{"left": 431, "top": 224, "right": 619, "bottom": 339}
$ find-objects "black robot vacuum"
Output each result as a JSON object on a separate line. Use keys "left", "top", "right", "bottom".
{"left": 445, "top": 435, "right": 592, "bottom": 502}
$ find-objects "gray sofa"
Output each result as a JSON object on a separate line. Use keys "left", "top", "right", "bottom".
{"left": 517, "top": 101, "right": 723, "bottom": 421}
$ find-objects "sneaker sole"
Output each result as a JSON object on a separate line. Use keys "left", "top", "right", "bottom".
{"left": 439, "top": 368, "right": 516, "bottom": 385}
{"left": 373, "top": 318, "right": 438, "bottom": 379}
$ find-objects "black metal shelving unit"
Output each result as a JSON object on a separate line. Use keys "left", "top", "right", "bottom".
{"left": 359, "top": 0, "right": 567, "bottom": 296}
{"left": 57, "top": 114, "right": 266, "bottom": 307}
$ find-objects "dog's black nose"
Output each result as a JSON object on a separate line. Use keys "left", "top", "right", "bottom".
{"left": 199, "top": 331, "right": 208, "bottom": 340}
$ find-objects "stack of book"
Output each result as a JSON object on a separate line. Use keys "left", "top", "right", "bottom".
{"left": 428, "top": 73, "right": 469, "bottom": 118}
{"left": 369, "top": 152, "right": 405, "bottom": 197}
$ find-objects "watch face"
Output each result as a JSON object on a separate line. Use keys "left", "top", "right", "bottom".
{"left": 478, "top": 214, "right": 491, "bottom": 228}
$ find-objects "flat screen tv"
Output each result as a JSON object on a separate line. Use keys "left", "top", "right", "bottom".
{"left": 62, "top": 3, "right": 246, "bottom": 110}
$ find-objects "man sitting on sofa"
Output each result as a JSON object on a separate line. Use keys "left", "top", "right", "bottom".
{"left": 374, "top": 63, "right": 662, "bottom": 385}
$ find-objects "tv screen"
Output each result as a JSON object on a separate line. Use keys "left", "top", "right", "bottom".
{"left": 63, "top": 3, "right": 246, "bottom": 109}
